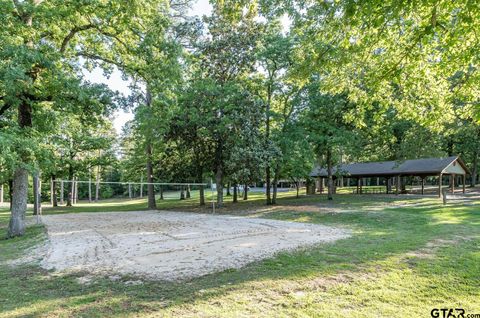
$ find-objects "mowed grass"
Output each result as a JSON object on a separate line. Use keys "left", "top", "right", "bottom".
{"left": 0, "top": 190, "right": 479, "bottom": 317}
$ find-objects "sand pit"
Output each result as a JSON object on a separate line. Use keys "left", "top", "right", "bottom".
{"left": 39, "top": 211, "right": 350, "bottom": 280}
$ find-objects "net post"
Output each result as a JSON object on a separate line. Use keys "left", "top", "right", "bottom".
{"left": 60, "top": 180, "right": 64, "bottom": 205}
{"left": 88, "top": 178, "right": 92, "bottom": 203}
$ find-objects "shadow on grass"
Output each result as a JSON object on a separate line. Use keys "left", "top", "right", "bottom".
{"left": 0, "top": 195, "right": 479, "bottom": 317}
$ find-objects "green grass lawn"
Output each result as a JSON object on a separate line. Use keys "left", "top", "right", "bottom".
{"left": 0, "top": 191, "right": 479, "bottom": 317}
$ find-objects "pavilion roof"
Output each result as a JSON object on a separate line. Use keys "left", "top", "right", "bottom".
{"left": 310, "top": 156, "right": 469, "bottom": 178}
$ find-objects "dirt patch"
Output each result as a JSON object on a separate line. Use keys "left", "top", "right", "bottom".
{"left": 37, "top": 211, "right": 350, "bottom": 281}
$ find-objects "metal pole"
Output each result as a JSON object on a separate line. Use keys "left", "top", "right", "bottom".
{"left": 88, "top": 178, "right": 92, "bottom": 203}
{"left": 60, "top": 180, "right": 64, "bottom": 205}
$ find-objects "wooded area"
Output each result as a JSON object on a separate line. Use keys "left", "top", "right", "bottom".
{"left": 1, "top": 0, "right": 479, "bottom": 238}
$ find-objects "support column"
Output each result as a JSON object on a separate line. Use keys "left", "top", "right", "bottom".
{"left": 356, "top": 178, "right": 360, "bottom": 194}
{"left": 421, "top": 177, "right": 425, "bottom": 195}
{"left": 463, "top": 174, "right": 466, "bottom": 194}
{"left": 396, "top": 176, "right": 400, "bottom": 195}
{"left": 438, "top": 173, "right": 443, "bottom": 198}
{"left": 320, "top": 178, "right": 324, "bottom": 193}
{"left": 359, "top": 177, "right": 363, "bottom": 194}
{"left": 451, "top": 174, "right": 455, "bottom": 194}
{"left": 60, "top": 180, "right": 64, "bottom": 205}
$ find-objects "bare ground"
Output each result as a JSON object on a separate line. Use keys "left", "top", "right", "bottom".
{"left": 36, "top": 211, "right": 350, "bottom": 281}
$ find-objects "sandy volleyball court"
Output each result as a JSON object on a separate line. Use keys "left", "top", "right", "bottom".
{"left": 39, "top": 211, "right": 350, "bottom": 280}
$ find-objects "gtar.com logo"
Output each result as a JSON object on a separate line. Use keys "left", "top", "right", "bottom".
{"left": 431, "top": 308, "right": 465, "bottom": 318}
{"left": 431, "top": 308, "right": 480, "bottom": 318}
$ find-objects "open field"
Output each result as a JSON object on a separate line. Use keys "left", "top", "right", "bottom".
{"left": 1, "top": 190, "right": 479, "bottom": 317}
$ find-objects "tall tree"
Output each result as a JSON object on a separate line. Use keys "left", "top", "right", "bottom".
{"left": 0, "top": 0, "right": 171, "bottom": 237}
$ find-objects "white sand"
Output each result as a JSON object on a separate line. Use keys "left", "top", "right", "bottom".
{"left": 39, "top": 211, "right": 350, "bottom": 280}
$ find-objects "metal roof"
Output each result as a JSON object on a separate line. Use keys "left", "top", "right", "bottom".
{"left": 310, "top": 156, "right": 469, "bottom": 178}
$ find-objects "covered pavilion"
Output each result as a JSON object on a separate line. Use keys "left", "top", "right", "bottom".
{"left": 310, "top": 156, "right": 470, "bottom": 197}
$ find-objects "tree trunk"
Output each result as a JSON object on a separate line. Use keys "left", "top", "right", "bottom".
{"left": 199, "top": 185, "right": 205, "bottom": 205}
{"left": 160, "top": 186, "right": 164, "bottom": 200}
{"left": 95, "top": 166, "right": 100, "bottom": 202}
{"left": 326, "top": 149, "right": 334, "bottom": 200}
{"left": 51, "top": 175, "right": 58, "bottom": 207}
{"left": 180, "top": 186, "right": 185, "bottom": 200}
{"left": 67, "top": 166, "right": 73, "bottom": 206}
{"left": 265, "top": 81, "right": 273, "bottom": 205}
{"left": 144, "top": 87, "right": 156, "bottom": 209}
{"left": 471, "top": 150, "right": 478, "bottom": 187}
{"left": 186, "top": 185, "right": 191, "bottom": 198}
{"left": 8, "top": 99, "right": 33, "bottom": 236}
{"left": 215, "top": 164, "right": 223, "bottom": 207}
{"left": 233, "top": 184, "right": 238, "bottom": 203}
{"left": 272, "top": 165, "right": 279, "bottom": 204}
{"left": 146, "top": 143, "right": 156, "bottom": 209}
{"left": 8, "top": 179, "right": 13, "bottom": 210}
{"left": 33, "top": 173, "right": 40, "bottom": 216}
{"left": 88, "top": 170, "right": 92, "bottom": 203}
{"left": 243, "top": 183, "right": 248, "bottom": 200}
{"left": 0, "top": 184, "right": 3, "bottom": 204}
{"left": 8, "top": 168, "right": 29, "bottom": 238}
{"left": 296, "top": 181, "right": 300, "bottom": 198}
{"left": 226, "top": 182, "right": 231, "bottom": 196}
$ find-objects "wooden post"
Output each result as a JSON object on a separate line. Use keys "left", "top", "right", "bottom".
{"left": 50, "top": 177, "right": 54, "bottom": 206}
{"left": 451, "top": 174, "right": 455, "bottom": 194}
{"left": 462, "top": 174, "right": 466, "bottom": 194}
{"left": 421, "top": 177, "right": 425, "bottom": 195}
{"left": 159, "top": 186, "right": 164, "bottom": 200}
{"left": 60, "top": 180, "right": 64, "bottom": 205}
{"left": 319, "top": 177, "right": 324, "bottom": 193}
{"left": 438, "top": 173, "right": 443, "bottom": 198}
{"left": 359, "top": 177, "right": 363, "bottom": 194}
{"left": 0, "top": 184, "right": 3, "bottom": 204}
{"left": 396, "top": 176, "right": 400, "bottom": 195}
{"left": 356, "top": 178, "right": 360, "bottom": 194}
